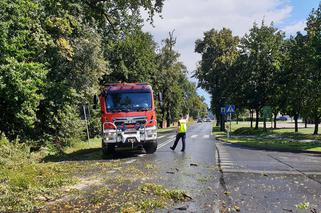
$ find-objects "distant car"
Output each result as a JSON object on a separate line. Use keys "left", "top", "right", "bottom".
{"left": 276, "top": 116, "right": 288, "bottom": 121}
{"left": 206, "top": 118, "right": 211, "bottom": 122}
{"left": 197, "top": 118, "right": 203, "bottom": 123}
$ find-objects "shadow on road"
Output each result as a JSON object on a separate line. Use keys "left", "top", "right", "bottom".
{"left": 43, "top": 148, "right": 145, "bottom": 162}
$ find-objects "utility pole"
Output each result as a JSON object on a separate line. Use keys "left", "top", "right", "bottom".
{"left": 83, "top": 105, "right": 90, "bottom": 143}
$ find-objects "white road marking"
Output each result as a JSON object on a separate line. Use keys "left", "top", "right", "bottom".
{"left": 138, "top": 154, "right": 146, "bottom": 157}
{"left": 157, "top": 137, "right": 175, "bottom": 150}
{"left": 167, "top": 135, "right": 176, "bottom": 139}
{"left": 191, "top": 135, "right": 198, "bottom": 138}
{"left": 203, "top": 135, "right": 210, "bottom": 139}
{"left": 158, "top": 135, "right": 165, "bottom": 139}
{"left": 125, "top": 159, "right": 136, "bottom": 164}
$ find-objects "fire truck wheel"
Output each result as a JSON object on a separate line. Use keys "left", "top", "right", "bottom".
{"left": 144, "top": 141, "right": 157, "bottom": 154}
{"left": 102, "top": 144, "right": 115, "bottom": 156}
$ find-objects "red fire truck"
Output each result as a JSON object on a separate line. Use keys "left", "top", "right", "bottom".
{"left": 95, "top": 83, "right": 160, "bottom": 155}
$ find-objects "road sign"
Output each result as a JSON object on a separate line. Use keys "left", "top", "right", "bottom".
{"left": 225, "top": 105, "right": 236, "bottom": 114}
{"left": 220, "top": 107, "right": 226, "bottom": 115}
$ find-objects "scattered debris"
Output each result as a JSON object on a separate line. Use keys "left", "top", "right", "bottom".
{"left": 166, "top": 171, "right": 175, "bottom": 174}
{"left": 190, "top": 163, "right": 198, "bottom": 167}
{"left": 224, "top": 191, "right": 231, "bottom": 196}
{"left": 182, "top": 192, "right": 193, "bottom": 200}
{"left": 295, "top": 201, "right": 310, "bottom": 210}
{"left": 262, "top": 173, "right": 268, "bottom": 177}
{"left": 282, "top": 208, "right": 293, "bottom": 212}
{"left": 233, "top": 205, "right": 241, "bottom": 212}
{"left": 176, "top": 205, "right": 188, "bottom": 210}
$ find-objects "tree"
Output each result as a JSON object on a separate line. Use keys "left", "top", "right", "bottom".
{"left": 0, "top": 0, "right": 48, "bottom": 141}
{"left": 194, "top": 28, "right": 239, "bottom": 130}
{"left": 283, "top": 33, "right": 309, "bottom": 132}
{"left": 156, "top": 32, "right": 187, "bottom": 127}
{"left": 103, "top": 30, "right": 158, "bottom": 83}
{"left": 0, "top": 0, "right": 165, "bottom": 145}
{"left": 0, "top": 60, "right": 47, "bottom": 141}
{"left": 305, "top": 3, "right": 321, "bottom": 134}
{"left": 239, "top": 22, "right": 284, "bottom": 129}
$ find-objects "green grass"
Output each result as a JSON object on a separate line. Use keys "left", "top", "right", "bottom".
{"left": 157, "top": 127, "right": 176, "bottom": 133}
{"left": 213, "top": 122, "right": 321, "bottom": 152}
{"left": 0, "top": 142, "right": 81, "bottom": 212}
{"left": 0, "top": 137, "right": 109, "bottom": 212}
{"left": 63, "top": 137, "right": 101, "bottom": 154}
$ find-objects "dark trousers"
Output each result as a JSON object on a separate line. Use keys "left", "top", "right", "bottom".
{"left": 172, "top": 133, "right": 186, "bottom": 151}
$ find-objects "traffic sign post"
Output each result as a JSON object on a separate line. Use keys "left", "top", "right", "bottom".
{"left": 225, "top": 105, "right": 235, "bottom": 138}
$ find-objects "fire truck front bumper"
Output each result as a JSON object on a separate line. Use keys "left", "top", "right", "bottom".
{"left": 102, "top": 126, "right": 157, "bottom": 146}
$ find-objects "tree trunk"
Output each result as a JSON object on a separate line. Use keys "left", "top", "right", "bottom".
{"left": 255, "top": 109, "right": 259, "bottom": 129}
{"left": 274, "top": 113, "right": 277, "bottom": 129}
{"left": 294, "top": 114, "right": 299, "bottom": 133}
{"left": 161, "top": 115, "right": 165, "bottom": 128}
{"left": 215, "top": 109, "right": 220, "bottom": 127}
{"left": 250, "top": 110, "right": 253, "bottom": 128}
{"left": 313, "top": 118, "right": 319, "bottom": 135}
{"left": 305, "top": 119, "right": 307, "bottom": 128}
{"left": 220, "top": 114, "right": 225, "bottom": 131}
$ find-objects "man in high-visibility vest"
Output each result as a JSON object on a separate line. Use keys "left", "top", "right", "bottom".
{"left": 170, "top": 115, "right": 188, "bottom": 152}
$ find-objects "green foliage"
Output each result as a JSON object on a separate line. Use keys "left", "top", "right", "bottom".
{"left": 239, "top": 22, "right": 284, "bottom": 112}
{"left": 104, "top": 30, "right": 157, "bottom": 83}
{"left": 0, "top": 60, "right": 47, "bottom": 141}
{"left": 155, "top": 32, "right": 199, "bottom": 127}
{"left": 304, "top": 3, "right": 321, "bottom": 134}
{"left": 194, "top": 28, "right": 239, "bottom": 122}
{"left": 0, "top": 0, "right": 203, "bottom": 146}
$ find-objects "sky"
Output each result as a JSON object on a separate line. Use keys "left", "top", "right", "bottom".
{"left": 142, "top": 0, "right": 320, "bottom": 107}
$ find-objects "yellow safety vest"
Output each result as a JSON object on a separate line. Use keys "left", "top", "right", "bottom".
{"left": 178, "top": 119, "right": 187, "bottom": 133}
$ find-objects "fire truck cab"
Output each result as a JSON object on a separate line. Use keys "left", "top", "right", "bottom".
{"left": 97, "top": 83, "right": 158, "bottom": 155}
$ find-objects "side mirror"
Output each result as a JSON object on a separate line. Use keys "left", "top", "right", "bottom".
{"left": 158, "top": 92, "right": 163, "bottom": 107}
{"left": 93, "top": 95, "right": 99, "bottom": 110}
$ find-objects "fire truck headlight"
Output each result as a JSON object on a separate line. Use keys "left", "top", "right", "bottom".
{"left": 104, "top": 132, "right": 116, "bottom": 141}
{"left": 147, "top": 129, "right": 157, "bottom": 137}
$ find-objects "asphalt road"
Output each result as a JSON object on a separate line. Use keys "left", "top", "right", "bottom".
{"left": 150, "top": 122, "right": 221, "bottom": 212}
{"left": 153, "top": 122, "right": 321, "bottom": 212}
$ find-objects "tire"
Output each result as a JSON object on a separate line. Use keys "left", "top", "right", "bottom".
{"left": 102, "top": 143, "right": 115, "bottom": 156}
{"left": 143, "top": 141, "right": 157, "bottom": 154}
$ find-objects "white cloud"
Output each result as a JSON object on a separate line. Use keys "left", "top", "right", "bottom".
{"left": 142, "top": 0, "right": 295, "bottom": 105}
{"left": 282, "top": 20, "right": 306, "bottom": 36}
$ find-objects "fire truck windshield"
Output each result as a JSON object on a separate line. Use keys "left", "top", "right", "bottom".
{"left": 106, "top": 91, "right": 152, "bottom": 112}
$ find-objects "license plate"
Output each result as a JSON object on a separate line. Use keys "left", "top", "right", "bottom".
{"left": 127, "top": 138, "right": 137, "bottom": 143}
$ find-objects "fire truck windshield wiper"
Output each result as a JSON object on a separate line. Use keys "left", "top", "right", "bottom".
{"left": 120, "top": 108, "right": 131, "bottom": 112}
{"left": 135, "top": 107, "right": 149, "bottom": 111}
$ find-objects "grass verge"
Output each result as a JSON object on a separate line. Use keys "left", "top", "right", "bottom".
{"left": 0, "top": 142, "right": 80, "bottom": 212}
{"left": 213, "top": 125, "right": 321, "bottom": 153}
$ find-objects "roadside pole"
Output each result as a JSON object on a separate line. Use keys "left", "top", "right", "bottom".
{"left": 224, "top": 105, "right": 235, "bottom": 139}
{"left": 229, "top": 113, "right": 232, "bottom": 138}
{"left": 83, "top": 105, "right": 90, "bottom": 143}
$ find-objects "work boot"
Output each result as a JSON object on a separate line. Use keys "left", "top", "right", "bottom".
{"left": 170, "top": 147, "right": 175, "bottom": 151}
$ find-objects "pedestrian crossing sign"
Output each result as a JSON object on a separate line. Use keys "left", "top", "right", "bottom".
{"left": 225, "top": 105, "right": 236, "bottom": 114}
